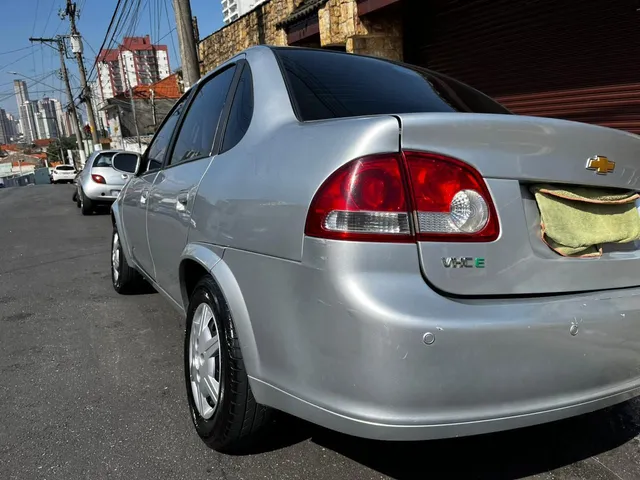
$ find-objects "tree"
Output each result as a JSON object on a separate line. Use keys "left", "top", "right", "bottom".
{"left": 46, "top": 136, "right": 78, "bottom": 164}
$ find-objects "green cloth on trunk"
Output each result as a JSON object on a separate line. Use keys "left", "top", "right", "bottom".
{"left": 531, "top": 185, "right": 640, "bottom": 257}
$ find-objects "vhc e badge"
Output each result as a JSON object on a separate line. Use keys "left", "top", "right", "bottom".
{"left": 442, "top": 257, "right": 486, "bottom": 269}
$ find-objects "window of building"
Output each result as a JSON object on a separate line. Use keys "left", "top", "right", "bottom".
{"left": 169, "top": 65, "right": 237, "bottom": 166}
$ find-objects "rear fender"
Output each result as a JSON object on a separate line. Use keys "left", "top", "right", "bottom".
{"left": 179, "top": 243, "right": 262, "bottom": 380}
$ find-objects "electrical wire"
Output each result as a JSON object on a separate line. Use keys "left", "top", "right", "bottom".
{"left": 86, "top": 0, "right": 126, "bottom": 82}
{"left": 0, "top": 46, "right": 36, "bottom": 57}
{"left": 163, "top": 0, "right": 179, "bottom": 69}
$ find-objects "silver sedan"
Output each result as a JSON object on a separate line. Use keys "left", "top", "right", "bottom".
{"left": 109, "top": 46, "right": 640, "bottom": 452}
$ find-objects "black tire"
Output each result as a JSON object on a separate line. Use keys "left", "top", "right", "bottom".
{"left": 72, "top": 191, "right": 78, "bottom": 203}
{"left": 184, "top": 276, "right": 272, "bottom": 452}
{"left": 111, "top": 226, "right": 144, "bottom": 294}
{"left": 80, "top": 190, "right": 93, "bottom": 215}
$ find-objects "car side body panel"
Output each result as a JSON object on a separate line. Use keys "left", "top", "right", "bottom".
{"left": 188, "top": 47, "right": 401, "bottom": 261}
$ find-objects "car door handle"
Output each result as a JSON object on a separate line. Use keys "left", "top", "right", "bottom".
{"left": 121, "top": 174, "right": 129, "bottom": 180}
{"left": 140, "top": 189, "right": 149, "bottom": 205}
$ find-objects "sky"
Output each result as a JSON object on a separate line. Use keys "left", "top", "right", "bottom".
{"left": 0, "top": 0, "right": 224, "bottom": 118}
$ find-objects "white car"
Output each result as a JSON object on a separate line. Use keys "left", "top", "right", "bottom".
{"left": 51, "top": 165, "right": 77, "bottom": 184}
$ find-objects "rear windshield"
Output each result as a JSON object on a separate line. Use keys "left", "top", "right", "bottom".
{"left": 56, "top": 165, "right": 75, "bottom": 171}
{"left": 93, "top": 152, "right": 117, "bottom": 168}
{"left": 274, "top": 48, "right": 510, "bottom": 121}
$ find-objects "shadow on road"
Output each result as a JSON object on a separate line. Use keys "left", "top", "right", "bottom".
{"left": 243, "top": 400, "right": 640, "bottom": 479}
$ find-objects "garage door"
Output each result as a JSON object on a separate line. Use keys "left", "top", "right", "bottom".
{"left": 419, "top": 0, "right": 640, "bottom": 133}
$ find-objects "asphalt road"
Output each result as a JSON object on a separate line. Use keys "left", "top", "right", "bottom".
{"left": 1, "top": 185, "right": 639, "bottom": 480}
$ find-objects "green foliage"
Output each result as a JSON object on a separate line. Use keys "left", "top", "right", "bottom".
{"left": 46, "top": 137, "right": 78, "bottom": 163}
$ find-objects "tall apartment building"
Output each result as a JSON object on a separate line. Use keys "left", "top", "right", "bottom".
{"left": 0, "top": 108, "right": 10, "bottom": 144}
{"left": 19, "top": 101, "right": 38, "bottom": 144}
{"left": 0, "top": 111, "right": 19, "bottom": 143}
{"left": 51, "top": 99, "right": 69, "bottom": 138}
{"left": 222, "top": 0, "right": 267, "bottom": 23}
{"left": 14, "top": 80, "right": 38, "bottom": 143}
{"left": 35, "top": 98, "right": 59, "bottom": 139}
{"left": 97, "top": 36, "right": 170, "bottom": 103}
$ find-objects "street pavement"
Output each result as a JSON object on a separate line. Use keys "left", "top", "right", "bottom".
{"left": 0, "top": 185, "right": 639, "bottom": 480}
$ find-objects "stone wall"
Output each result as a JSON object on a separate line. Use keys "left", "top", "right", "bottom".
{"left": 318, "top": 0, "right": 402, "bottom": 59}
{"left": 199, "top": 0, "right": 404, "bottom": 74}
{"left": 199, "top": 0, "right": 292, "bottom": 74}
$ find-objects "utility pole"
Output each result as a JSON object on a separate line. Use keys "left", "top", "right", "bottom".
{"left": 172, "top": 0, "right": 200, "bottom": 88}
{"left": 29, "top": 37, "right": 85, "bottom": 164}
{"left": 63, "top": 0, "right": 99, "bottom": 148}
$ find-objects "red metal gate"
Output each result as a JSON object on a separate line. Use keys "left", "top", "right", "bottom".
{"left": 417, "top": 0, "right": 640, "bottom": 133}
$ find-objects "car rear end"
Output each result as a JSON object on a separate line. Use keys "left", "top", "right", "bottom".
{"left": 82, "top": 152, "right": 129, "bottom": 203}
{"left": 261, "top": 48, "right": 640, "bottom": 440}
{"left": 52, "top": 165, "right": 76, "bottom": 183}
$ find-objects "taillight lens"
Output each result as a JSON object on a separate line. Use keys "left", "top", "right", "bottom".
{"left": 404, "top": 152, "right": 499, "bottom": 242}
{"left": 92, "top": 174, "right": 106, "bottom": 184}
{"left": 305, "top": 151, "right": 499, "bottom": 243}
{"left": 305, "top": 154, "right": 413, "bottom": 242}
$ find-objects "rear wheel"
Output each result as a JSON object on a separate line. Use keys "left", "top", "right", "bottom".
{"left": 185, "top": 276, "right": 272, "bottom": 452}
{"left": 111, "top": 227, "right": 144, "bottom": 294}
{"left": 80, "top": 190, "right": 93, "bottom": 215}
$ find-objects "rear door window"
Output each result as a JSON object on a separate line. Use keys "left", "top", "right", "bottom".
{"left": 274, "top": 48, "right": 510, "bottom": 121}
{"left": 92, "top": 153, "right": 117, "bottom": 168}
{"left": 221, "top": 65, "right": 253, "bottom": 153}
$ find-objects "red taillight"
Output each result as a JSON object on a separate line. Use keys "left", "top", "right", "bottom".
{"left": 304, "top": 154, "right": 413, "bottom": 242}
{"left": 92, "top": 174, "right": 106, "bottom": 184}
{"left": 403, "top": 152, "right": 499, "bottom": 242}
{"left": 305, "top": 151, "right": 499, "bottom": 243}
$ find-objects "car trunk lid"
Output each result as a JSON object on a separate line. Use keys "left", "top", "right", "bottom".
{"left": 398, "top": 112, "right": 640, "bottom": 296}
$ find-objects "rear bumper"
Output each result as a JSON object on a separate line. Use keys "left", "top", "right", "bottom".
{"left": 231, "top": 239, "right": 640, "bottom": 441}
{"left": 52, "top": 175, "right": 75, "bottom": 182}
{"left": 82, "top": 181, "right": 123, "bottom": 202}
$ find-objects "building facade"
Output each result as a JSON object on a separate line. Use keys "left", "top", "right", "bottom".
{"left": 200, "top": 0, "right": 640, "bottom": 134}
{"left": 14, "top": 80, "right": 37, "bottom": 143}
{"left": 0, "top": 108, "right": 10, "bottom": 144}
{"left": 102, "top": 73, "right": 181, "bottom": 151}
{"left": 51, "top": 99, "right": 69, "bottom": 138}
{"left": 36, "top": 98, "right": 59, "bottom": 139}
{"left": 97, "top": 36, "right": 171, "bottom": 105}
{"left": 222, "top": 0, "right": 269, "bottom": 23}
{"left": 19, "top": 101, "right": 38, "bottom": 144}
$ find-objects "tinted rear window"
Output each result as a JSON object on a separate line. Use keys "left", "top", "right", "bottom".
{"left": 56, "top": 166, "right": 75, "bottom": 171}
{"left": 93, "top": 152, "right": 117, "bottom": 168}
{"left": 274, "top": 48, "right": 510, "bottom": 121}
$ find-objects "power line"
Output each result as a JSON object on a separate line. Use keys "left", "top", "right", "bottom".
{"left": 0, "top": 46, "right": 36, "bottom": 57}
{"left": 163, "top": 0, "right": 179, "bottom": 68}
{"left": 32, "top": 0, "right": 42, "bottom": 37}
{"left": 86, "top": 0, "right": 126, "bottom": 82}
{"left": 0, "top": 47, "right": 37, "bottom": 72}
{"left": 41, "top": 0, "right": 59, "bottom": 35}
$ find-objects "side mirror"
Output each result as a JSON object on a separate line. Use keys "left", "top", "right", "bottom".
{"left": 112, "top": 152, "right": 141, "bottom": 175}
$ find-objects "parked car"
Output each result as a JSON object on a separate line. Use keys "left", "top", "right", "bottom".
{"left": 109, "top": 46, "right": 640, "bottom": 452}
{"left": 51, "top": 165, "right": 77, "bottom": 184}
{"left": 76, "top": 150, "right": 132, "bottom": 215}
